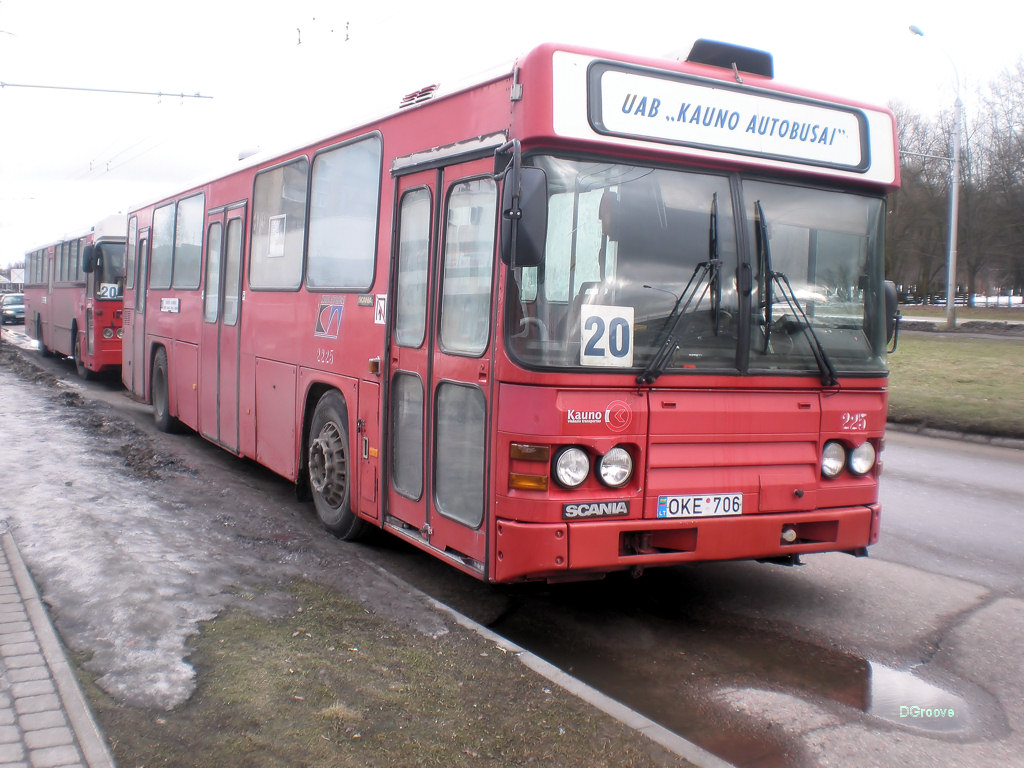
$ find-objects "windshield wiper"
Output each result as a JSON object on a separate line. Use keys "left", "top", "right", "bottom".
{"left": 637, "top": 258, "right": 719, "bottom": 385}
{"left": 755, "top": 201, "right": 773, "bottom": 353}
{"left": 710, "top": 193, "right": 722, "bottom": 335}
{"left": 755, "top": 202, "right": 838, "bottom": 387}
{"left": 769, "top": 271, "right": 839, "bottom": 387}
{"left": 637, "top": 195, "right": 724, "bottom": 385}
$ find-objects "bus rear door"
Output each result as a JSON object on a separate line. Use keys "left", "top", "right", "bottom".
{"left": 127, "top": 230, "right": 150, "bottom": 397}
{"left": 386, "top": 160, "right": 497, "bottom": 575}
{"left": 199, "top": 203, "right": 245, "bottom": 451}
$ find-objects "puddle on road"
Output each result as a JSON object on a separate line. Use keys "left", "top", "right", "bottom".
{"left": 867, "top": 661, "right": 970, "bottom": 733}
{"left": 482, "top": 576, "right": 979, "bottom": 768}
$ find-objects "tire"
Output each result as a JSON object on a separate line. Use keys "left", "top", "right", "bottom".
{"left": 36, "top": 317, "right": 53, "bottom": 357}
{"left": 307, "top": 391, "right": 368, "bottom": 540}
{"left": 74, "top": 330, "right": 95, "bottom": 381}
{"left": 151, "top": 347, "right": 179, "bottom": 433}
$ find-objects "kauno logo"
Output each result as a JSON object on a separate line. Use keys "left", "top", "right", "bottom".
{"left": 565, "top": 400, "right": 632, "bottom": 432}
{"left": 566, "top": 409, "right": 603, "bottom": 425}
{"left": 605, "top": 400, "right": 631, "bottom": 432}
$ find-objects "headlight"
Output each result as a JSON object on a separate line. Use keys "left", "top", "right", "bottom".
{"left": 116, "top": 328, "right": 124, "bottom": 339}
{"left": 102, "top": 327, "right": 115, "bottom": 339}
{"left": 553, "top": 446, "right": 590, "bottom": 489}
{"left": 821, "top": 441, "right": 846, "bottom": 478}
{"left": 598, "top": 446, "right": 633, "bottom": 488}
{"left": 848, "top": 442, "right": 876, "bottom": 475}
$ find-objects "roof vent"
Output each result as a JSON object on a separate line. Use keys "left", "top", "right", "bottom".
{"left": 685, "top": 39, "right": 773, "bottom": 78}
{"left": 399, "top": 84, "right": 438, "bottom": 109}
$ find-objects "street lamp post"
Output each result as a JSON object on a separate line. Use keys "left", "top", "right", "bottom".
{"left": 910, "top": 24, "right": 962, "bottom": 330}
{"left": 946, "top": 96, "right": 962, "bottom": 330}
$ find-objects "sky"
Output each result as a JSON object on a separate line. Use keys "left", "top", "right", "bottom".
{"left": 2, "top": 0, "right": 1021, "bottom": 269}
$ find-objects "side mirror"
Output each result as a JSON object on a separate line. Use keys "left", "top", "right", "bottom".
{"left": 884, "top": 280, "right": 901, "bottom": 351}
{"left": 500, "top": 167, "right": 547, "bottom": 269}
{"left": 81, "top": 244, "right": 96, "bottom": 274}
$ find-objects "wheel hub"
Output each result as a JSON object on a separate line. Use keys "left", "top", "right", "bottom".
{"left": 309, "top": 424, "right": 347, "bottom": 504}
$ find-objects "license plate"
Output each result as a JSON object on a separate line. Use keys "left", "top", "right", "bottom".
{"left": 657, "top": 493, "right": 743, "bottom": 518}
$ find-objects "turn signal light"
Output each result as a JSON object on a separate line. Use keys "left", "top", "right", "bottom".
{"left": 509, "top": 473, "right": 549, "bottom": 491}
{"left": 510, "top": 443, "right": 550, "bottom": 462}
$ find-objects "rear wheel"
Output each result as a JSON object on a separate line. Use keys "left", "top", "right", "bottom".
{"left": 73, "top": 330, "right": 95, "bottom": 380}
{"left": 308, "top": 391, "right": 368, "bottom": 540}
{"left": 36, "top": 317, "right": 53, "bottom": 357}
{"left": 151, "top": 347, "right": 179, "bottom": 432}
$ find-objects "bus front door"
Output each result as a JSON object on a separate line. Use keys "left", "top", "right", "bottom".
{"left": 198, "top": 204, "right": 245, "bottom": 451}
{"left": 386, "top": 161, "right": 496, "bottom": 575}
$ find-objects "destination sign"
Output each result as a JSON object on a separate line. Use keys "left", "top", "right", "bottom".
{"left": 589, "top": 62, "right": 868, "bottom": 171}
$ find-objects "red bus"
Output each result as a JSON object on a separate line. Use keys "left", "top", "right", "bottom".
{"left": 24, "top": 215, "right": 126, "bottom": 379}
{"left": 122, "top": 40, "right": 900, "bottom": 583}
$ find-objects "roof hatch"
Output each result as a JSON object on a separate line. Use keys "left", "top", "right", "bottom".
{"left": 685, "top": 39, "right": 774, "bottom": 78}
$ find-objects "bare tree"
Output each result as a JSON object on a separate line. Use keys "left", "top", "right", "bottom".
{"left": 977, "top": 60, "right": 1024, "bottom": 299}
{"left": 889, "top": 60, "right": 1024, "bottom": 306}
{"left": 889, "top": 104, "right": 951, "bottom": 301}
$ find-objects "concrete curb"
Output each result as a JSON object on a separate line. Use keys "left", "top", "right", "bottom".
{"left": 366, "top": 561, "right": 735, "bottom": 768}
{"left": 2, "top": 533, "right": 116, "bottom": 768}
{"left": 428, "top": 596, "right": 736, "bottom": 768}
{"left": 886, "top": 421, "right": 1024, "bottom": 451}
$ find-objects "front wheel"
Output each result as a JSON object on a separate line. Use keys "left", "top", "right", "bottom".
{"left": 307, "top": 391, "right": 368, "bottom": 540}
{"left": 151, "top": 347, "right": 179, "bottom": 433}
{"left": 74, "top": 331, "right": 95, "bottom": 381}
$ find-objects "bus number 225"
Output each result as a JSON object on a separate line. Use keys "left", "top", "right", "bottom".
{"left": 841, "top": 412, "right": 868, "bottom": 431}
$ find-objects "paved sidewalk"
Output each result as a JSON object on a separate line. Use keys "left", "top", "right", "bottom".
{"left": 0, "top": 529, "right": 115, "bottom": 768}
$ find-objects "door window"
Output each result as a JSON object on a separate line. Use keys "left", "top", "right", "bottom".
{"left": 439, "top": 178, "right": 497, "bottom": 356}
{"left": 203, "top": 222, "right": 223, "bottom": 323}
{"left": 390, "top": 372, "right": 424, "bottom": 500}
{"left": 223, "top": 218, "right": 243, "bottom": 326}
{"left": 434, "top": 382, "right": 486, "bottom": 528}
{"left": 394, "top": 188, "right": 432, "bottom": 348}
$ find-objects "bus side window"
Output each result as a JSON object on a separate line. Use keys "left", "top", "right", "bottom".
{"left": 250, "top": 159, "right": 308, "bottom": 290}
{"left": 173, "top": 193, "right": 205, "bottom": 290}
{"left": 307, "top": 135, "right": 383, "bottom": 290}
{"left": 150, "top": 203, "right": 176, "bottom": 290}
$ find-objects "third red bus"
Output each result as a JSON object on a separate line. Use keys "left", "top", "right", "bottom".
{"left": 25, "top": 215, "right": 126, "bottom": 379}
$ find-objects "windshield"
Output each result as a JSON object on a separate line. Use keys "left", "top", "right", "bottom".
{"left": 747, "top": 180, "right": 887, "bottom": 376}
{"left": 505, "top": 156, "right": 888, "bottom": 378}
{"left": 94, "top": 243, "right": 126, "bottom": 300}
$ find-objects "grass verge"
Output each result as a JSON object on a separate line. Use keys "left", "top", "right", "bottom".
{"left": 77, "top": 581, "right": 690, "bottom": 768}
{"left": 900, "top": 305, "right": 1023, "bottom": 321}
{"left": 888, "top": 333, "right": 1024, "bottom": 437}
